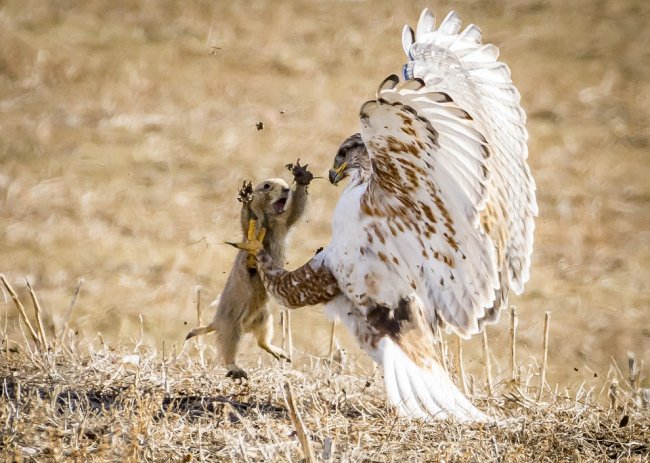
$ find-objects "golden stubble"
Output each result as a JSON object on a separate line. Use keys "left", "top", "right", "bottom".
{"left": 0, "top": 0, "right": 648, "bottom": 390}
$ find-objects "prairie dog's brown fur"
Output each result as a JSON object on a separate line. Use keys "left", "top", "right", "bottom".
{"left": 186, "top": 165, "right": 312, "bottom": 379}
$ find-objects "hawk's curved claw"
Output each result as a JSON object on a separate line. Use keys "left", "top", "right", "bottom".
{"left": 226, "top": 220, "right": 266, "bottom": 254}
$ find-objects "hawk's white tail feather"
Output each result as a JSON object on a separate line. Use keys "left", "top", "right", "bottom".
{"left": 379, "top": 337, "right": 490, "bottom": 423}
{"left": 384, "top": 340, "right": 428, "bottom": 419}
{"left": 404, "top": 355, "right": 448, "bottom": 419}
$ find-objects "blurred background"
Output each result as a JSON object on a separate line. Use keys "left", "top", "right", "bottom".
{"left": 1, "top": 0, "right": 648, "bottom": 389}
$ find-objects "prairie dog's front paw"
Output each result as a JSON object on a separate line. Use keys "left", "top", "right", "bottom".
{"left": 237, "top": 180, "right": 254, "bottom": 204}
{"left": 286, "top": 159, "right": 314, "bottom": 186}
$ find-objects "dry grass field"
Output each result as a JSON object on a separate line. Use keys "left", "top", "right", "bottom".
{"left": 1, "top": 0, "right": 649, "bottom": 461}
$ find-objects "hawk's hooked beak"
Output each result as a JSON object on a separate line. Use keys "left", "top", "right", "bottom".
{"left": 328, "top": 162, "right": 348, "bottom": 186}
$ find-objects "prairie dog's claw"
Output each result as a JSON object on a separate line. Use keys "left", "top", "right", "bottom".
{"left": 287, "top": 159, "right": 314, "bottom": 186}
{"left": 226, "top": 368, "right": 248, "bottom": 380}
{"left": 237, "top": 180, "right": 254, "bottom": 203}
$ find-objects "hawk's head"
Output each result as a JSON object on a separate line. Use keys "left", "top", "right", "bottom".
{"left": 329, "top": 133, "right": 369, "bottom": 186}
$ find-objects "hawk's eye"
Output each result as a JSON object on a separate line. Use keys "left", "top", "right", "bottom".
{"left": 263, "top": 183, "right": 270, "bottom": 190}
{"left": 335, "top": 152, "right": 345, "bottom": 161}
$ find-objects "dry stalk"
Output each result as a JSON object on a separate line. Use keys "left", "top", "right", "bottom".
{"left": 162, "top": 340, "right": 168, "bottom": 394}
{"left": 627, "top": 352, "right": 639, "bottom": 391}
{"left": 328, "top": 321, "right": 336, "bottom": 368}
{"left": 197, "top": 418, "right": 205, "bottom": 463}
{"left": 25, "top": 279, "right": 49, "bottom": 352}
{"left": 195, "top": 286, "right": 205, "bottom": 367}
{"left": 627, "top": 352, "right": 642, "bottom": 406}
{"left": 59, "top": 278, "right": 83, "bottom": 344}
{"left": 0, "top": 274, "right": 40, "bottom": 347}
{"left": 482, "top": 330, "right": 493, "bottom": 396}
{"left": 282, "top": 310, "right": 293, "bottom": 363}
{"left": 133, "top": 314, "right": 145, "bottom": 354}
{"left": 280, "top": 311, "right": 286, "bottom": 351}
{"left": 538, "top": 311, "right": 551, "bottom": 401}
{"left": 283, "top": 381, "right": 316, "bottom": 463}
{"left": 456, "top": 336, "right": 468, "bottom": 395}
{"left": 195, "top": 286, "right": 203, "bottom": 324}
{"left": 510, "top": 306, "right": 518, "bottom": 383}
{"left": 609, "top": 377, "right": 619, "bottom": 410}
{"left": 1, "top": 285, "right": 8, "bottom": 349}
{"left": 287, "top": 311, "right": 293, "bottom": 363}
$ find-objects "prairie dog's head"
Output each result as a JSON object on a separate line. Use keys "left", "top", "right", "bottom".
{"left": 251, "top": 178, "right": 291, "bottom": 219}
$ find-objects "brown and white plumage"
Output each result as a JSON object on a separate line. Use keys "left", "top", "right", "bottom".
{"left": 242, "top": 9, "right": 536, "bottom": 422}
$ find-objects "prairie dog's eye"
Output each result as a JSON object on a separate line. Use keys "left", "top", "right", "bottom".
{"left": 263, "top": 183, "right": 270, "bottom": 190}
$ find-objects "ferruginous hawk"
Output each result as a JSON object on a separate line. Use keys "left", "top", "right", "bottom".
{"left": 233, "top": 8, "right": 537, "bottom": 422}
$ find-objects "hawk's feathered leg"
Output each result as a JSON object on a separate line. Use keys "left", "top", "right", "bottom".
{"left": 255, "top": 248, "right": 340, "bottom": 309}
{"left": 229, "top": 220, "right": 340, "bottom": 309}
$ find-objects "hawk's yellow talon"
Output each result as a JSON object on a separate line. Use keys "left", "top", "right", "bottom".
{"left": 227, "top": 219, "right": 266, "bottom": 255}
{"left": 247, "top": 219, "right": 257, "bottom": 240}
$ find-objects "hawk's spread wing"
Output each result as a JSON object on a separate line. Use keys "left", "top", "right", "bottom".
{"left": 403, "top": 10, "right": 537, "bottom": 295}
{"left": 325, "top": 10, "right": 536, "bottom": 338}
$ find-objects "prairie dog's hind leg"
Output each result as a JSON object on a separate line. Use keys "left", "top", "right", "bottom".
{"left": 225, "top": 366, "right": 248, "bottom": 380}
{"left": 215, "top": 320, "right": 248, "bottom": 380}
{"left": 253, "top": 308, "right": 290, "bottom": 362}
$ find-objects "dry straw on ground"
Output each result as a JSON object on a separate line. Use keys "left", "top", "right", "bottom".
{"left": 1, "top": 281, "right": 649, "bottom": 462}
{"left": 0, "top": 0, "right": 648, "bottom": 390}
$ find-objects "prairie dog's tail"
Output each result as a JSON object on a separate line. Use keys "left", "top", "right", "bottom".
{"left": 185, "top": 296, "right": 222, "bottom": 341}
{"left": 185, "top": 325, "right": 215, "bottom": 341}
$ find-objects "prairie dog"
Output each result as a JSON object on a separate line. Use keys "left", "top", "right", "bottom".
{"left": 186, "top": 161, "right": 313, "bottom": 379}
